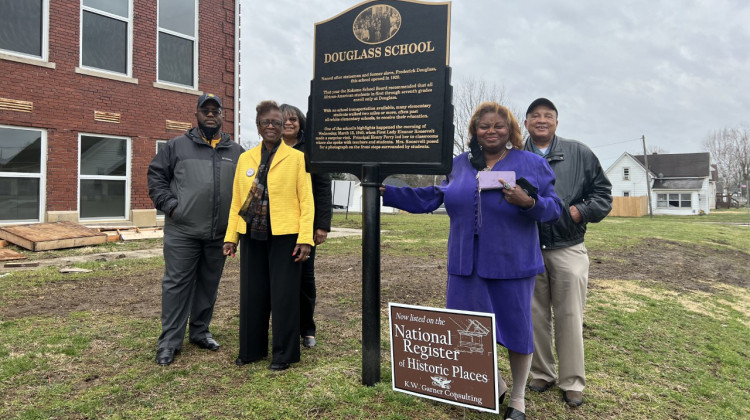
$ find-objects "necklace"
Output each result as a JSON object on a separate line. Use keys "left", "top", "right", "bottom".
{"left": 483, "top": 148, "right": 509, "bottom": 171}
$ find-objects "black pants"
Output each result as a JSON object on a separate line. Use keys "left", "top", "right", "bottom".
{"left": 238, "top": 234, "right": 301, "bottom": 364}
{"left": 299, "top": 246, "right": 317, "bottom": 337}
{"left": 158, "top": 231, "right": 225, "bottom": 350}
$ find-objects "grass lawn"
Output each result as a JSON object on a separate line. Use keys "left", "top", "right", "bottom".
{"left": 0, "top": 210, "right": 747, "bottom": 419}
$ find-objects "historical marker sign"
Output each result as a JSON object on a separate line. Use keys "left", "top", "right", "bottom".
{"left": 389, "top": 303, "right": 499, "bottom": 414}
{"left": 307, "top": 0, "right": 453, "bottom": 176}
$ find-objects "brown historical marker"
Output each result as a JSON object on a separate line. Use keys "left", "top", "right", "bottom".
{"left": 389, "top": 303, "right": 499, "bottom": 414}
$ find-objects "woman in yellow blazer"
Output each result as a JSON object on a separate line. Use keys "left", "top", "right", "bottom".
{"left": 223, "top": 100, "right": 314, "bottom": 371}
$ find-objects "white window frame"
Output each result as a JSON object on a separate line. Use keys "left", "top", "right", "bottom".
{"left": 79, "top": 0, "right": 133, "bottom": 77}
{"left": 156, "top": 0, "right": 199, "bottom": 89}
{"left": 155, "top": 140, "right": 167, "bottom": 219}
{"left": 623, "top": 191, "right": 630, "bottom": 197}
{"left": 657, "top": 193, "right": 667, "bottom": 208}
{"left": 623, "top": 167, "right": 630, "bottom": 181}
{"left": 78, "top": 133, "right": 131, "bottom": 221}
{"left": 0, "top": 0, "right": 50, "bottom": 62}
{"left": 0, "top": 125, "right": 47, "bottom": 225}
{"left": 656, "top": 192, "right": 691, "bottom": 209}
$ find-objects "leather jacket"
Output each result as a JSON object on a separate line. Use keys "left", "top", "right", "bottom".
{"left": 524, "top": 135, "right": 612, "bottom": 250}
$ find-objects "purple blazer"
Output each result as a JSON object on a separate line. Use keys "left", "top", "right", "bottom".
{"left": 384, "top": 150, "right": 562, "bottom": 279}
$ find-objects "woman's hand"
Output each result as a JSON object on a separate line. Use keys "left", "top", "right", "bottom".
{"left": 499, "top": 178, "right": 535, "bottom": 209}
{"left": 314, "top": 229, "right": 328, "bottom": 246}
{"left": 293, "top": 243, "right": 312, "bottom": 263}
{"left": 222, "top": 242, "right": 237, "bottom": 257}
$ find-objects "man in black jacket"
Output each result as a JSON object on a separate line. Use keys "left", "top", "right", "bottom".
{"left": 523, "top": 98, "right": 612, "bottom": 407}
{"left": 148, "top": 94, "right": 244, "bottom": 365}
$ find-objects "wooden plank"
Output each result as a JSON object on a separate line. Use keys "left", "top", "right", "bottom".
{"left": 0, "top": 239, "right": 8, "bottom": 248}
{"left": 0, "top": 249, "right": 27, "bottom": 261}
{"left": 4, "top": 261, "right": 39, "bottom": 268}
{"left": 120, "top": 230, "right": 164, "bottom": 241}
{"left": 90, "top": 225, "right": 138, "bottom": 231}
{"left": 0, "top": 222, "right": 107, "bottom": 251}
{"left": 59, "top": 268, "right": 93, "bottom": 273}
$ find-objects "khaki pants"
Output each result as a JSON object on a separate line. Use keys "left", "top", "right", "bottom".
{"left": 530, "top": 243, "right": 589, "bottom": 392}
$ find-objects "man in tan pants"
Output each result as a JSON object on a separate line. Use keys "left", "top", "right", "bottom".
{"left": 523, "top": 98, "right": 612, "bottom": 407}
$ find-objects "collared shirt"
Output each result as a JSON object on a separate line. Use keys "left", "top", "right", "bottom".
{"left": 528, "top": 140, "right": 550, "bottom": 157}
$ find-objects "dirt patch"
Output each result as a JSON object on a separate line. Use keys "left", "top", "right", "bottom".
{"left": 0, "top": 238, "right": 746, "bottom": 320}
{"left": 590, "top": 238, "right": 749, "bottom": 292}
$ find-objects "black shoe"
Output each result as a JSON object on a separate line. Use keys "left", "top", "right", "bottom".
{"left": 528, "top": 378, "right": 554, "bottom": 392}
{"left": 504, "top": 407, "right": 526, "bottom": 420}
{"left": 269, "top": 362, "right": 290, "bottom": 371}
{"left": 562, "top": 390, "right": 584, "bottom": 407}
{"left": 190, "top": 337, "right": 220, "bottom": 351}
{"left": 302, "top": 336, "right": 317, "bottom": 348}
{"left": 235, "top": 357, "right": 252, "bottom": 366}
{"left": 156, "top": 347, "right": 179, "bottom": 365}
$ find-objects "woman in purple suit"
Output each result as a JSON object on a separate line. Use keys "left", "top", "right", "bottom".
{"left": 382, "top": 102, "right": 562, "bottom": 420}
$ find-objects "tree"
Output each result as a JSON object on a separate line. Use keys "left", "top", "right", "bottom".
{"left": 704, "top": 127, "right": 750, "bottom": 195}
{"left": 647, "top": 145, "right": 668, "bottom": 154}
{"left": 452, "top": 78, "right": 518, "bottom": 156}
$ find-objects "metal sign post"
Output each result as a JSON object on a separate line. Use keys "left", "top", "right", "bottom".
{"left": 307, "top": 0, "right": 453, "bottom": 386}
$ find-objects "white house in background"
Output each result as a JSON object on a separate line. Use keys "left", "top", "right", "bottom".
{"left": 605, "top": 152, "right": 716, "bottom": 215}
{"left": 331, "top": 180, "right": 399, "bottom": 213}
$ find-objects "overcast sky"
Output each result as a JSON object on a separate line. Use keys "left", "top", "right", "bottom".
{"left": 237, "top": 0, "right": 749, "bottom": 169}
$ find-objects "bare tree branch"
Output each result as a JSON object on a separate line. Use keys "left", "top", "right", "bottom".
{"left": 647, "top": 145, "right": 668, "bottom": 154}
{"left": 704, "top": 127, "right": 750, "bottom": 194}
{"left": 452, "top": 78, "right": 519, "bottom": 156}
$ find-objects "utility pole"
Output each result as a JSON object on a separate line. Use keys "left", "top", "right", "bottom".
{"left": 642, "top": 135, "right": 653, "bottom": 218}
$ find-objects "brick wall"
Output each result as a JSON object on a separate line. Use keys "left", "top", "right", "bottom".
{"left": 0, "top": 0, "right": 236, "bottom": 214}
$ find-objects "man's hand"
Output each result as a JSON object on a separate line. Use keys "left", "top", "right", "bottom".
{"left": 569, "top": 205, "right": 582, "bottom": 223}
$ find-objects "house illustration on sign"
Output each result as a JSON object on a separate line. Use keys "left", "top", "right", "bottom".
{"left": 451, "top": 318, "right": 491, "bottom": 354}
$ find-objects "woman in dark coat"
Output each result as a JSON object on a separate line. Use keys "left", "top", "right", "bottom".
{"left": 279, "top": 104, "right": 333, "bottom": 349}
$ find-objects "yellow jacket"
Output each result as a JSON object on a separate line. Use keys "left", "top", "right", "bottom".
{"left": 224, "top": 141, "right": 314, "bottom": 245}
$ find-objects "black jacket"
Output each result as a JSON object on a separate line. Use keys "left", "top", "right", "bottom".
{"left": 524, "top": 135, "right": 612, "bottom": 250}
{"left": 148, "top": 128, "right": 244, "bottom": 240}
{"left": 293, "top": 138, "right": 333, "bottom": 232}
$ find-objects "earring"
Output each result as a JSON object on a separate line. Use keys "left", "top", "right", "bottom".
{"left": 505, "top": 141, "right": 513, "bottom": 150}
{"left": 479, "top": 144, "right": 483, "bottom": 151}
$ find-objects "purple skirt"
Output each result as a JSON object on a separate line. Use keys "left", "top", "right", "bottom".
{"left": 446, "top": 257, "right": 535, "bottom": 354}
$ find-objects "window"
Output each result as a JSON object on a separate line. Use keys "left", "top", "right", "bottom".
{"left": 79, "top": 134, "right": 130, "bottom": 219}
{"left": 0, "top": 126, "right": 46, "bottom": 223}
{"left": 623, "top": 191, "right": 630, "bottom": 197}
{"left": 155, "top": 140, "right": 167, "bottom": 217}
{"left": 657, "top": 194, "right": 667, "bottom": 208}
{"left": 623, "top": 167, "right": 630, "bottom": 181}
{"left": 80, "top": 0, "right": 132, "bottom": 75}
{"left": 656, "top": 193, "right": 691, "bottom": 209}
{"left": 157, "top": 0, "right": 197, "bottom": 88}
{"left": 0, "top": 0, "right": 47, "bottom": 59}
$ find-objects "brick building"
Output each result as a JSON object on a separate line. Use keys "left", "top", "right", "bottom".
{"left": 0, "top": 0, "right": 237, "bottom": 227}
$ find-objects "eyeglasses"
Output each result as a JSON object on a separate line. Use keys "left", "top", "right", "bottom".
{"left": 258, "top": 119, "right": 283, "bottom": 127}
{"left": 199, "top": 108, "right": 222, "bottom": 116}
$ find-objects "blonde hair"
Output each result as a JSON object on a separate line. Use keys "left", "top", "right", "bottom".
{"left": 468, "top": 102, "right": 523, "bottom": 149}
